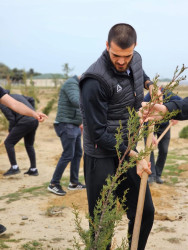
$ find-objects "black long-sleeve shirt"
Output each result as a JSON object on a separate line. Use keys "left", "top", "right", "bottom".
{"left": 165, "top": 97, "right": 188, "bottom": 120}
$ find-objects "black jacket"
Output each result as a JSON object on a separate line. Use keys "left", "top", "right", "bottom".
{"left": 0, "top": 94, "right": 37, "bottom": 132}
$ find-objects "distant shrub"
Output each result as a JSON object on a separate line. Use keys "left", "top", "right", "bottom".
{"left": 179, "top": 125, "right": 188, "bottom": 139}
{"left": 0, "top": 114, "right": 9, "bottom": 130}
{"left": 20, "top": 72, "right": 40, "bottom": 109}
{"left": 42, "top": 98, "right": 56, "bottom": 116}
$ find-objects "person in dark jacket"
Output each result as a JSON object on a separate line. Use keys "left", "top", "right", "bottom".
{"left": 144, "top": 90, "right": 182, "bottom": 184}
{"left": 48, "top": 75, "right": 85, "bottom": 196}
{"left": 0, "top": 87, "right": 47, "bottom": 121}
{"left": 79, "top": 23, "right": 155, "bottom": 250}
{"left": 0, "top": 92, "right": 39, "bottom": 176}
{"left": 0, "top": 86, "right": 47, "bottom": 236}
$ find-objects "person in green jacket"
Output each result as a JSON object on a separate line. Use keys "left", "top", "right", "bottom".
{"left": 48, "top": 75, "right": 86, "bottom": 196}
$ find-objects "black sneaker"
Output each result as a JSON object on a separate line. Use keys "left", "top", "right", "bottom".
{"left": 0, "top": 224, "right": 6, "bottom": 235}
{"left": 148, "top": 176, "right": 156, "bottom": 184}
{"left": 47, "top": 184, "right": 66, "bottom": 196}
{"left": 3, "top": 167, "right": 20, "bottom": 176}
{"left": 68, "top": 182, "right": 86, "bottom": 190}
{"left": 24, "top": 169, "right": 39, "bottom": 176}
{"left": 156, "top": 176, "right": 164, "bottom": 184}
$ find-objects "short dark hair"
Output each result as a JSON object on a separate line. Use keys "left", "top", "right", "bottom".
{"left": 108, "top": 23, "right": 137, "bottom": 49}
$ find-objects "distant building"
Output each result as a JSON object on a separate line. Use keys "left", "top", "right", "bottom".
{"left": 26, "top": 74, "right": 66, "bottom": 87}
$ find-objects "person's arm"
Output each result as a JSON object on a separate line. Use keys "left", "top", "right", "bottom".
{"left": 0, "top": 94, "right": 47, "bottom": 122}
{"left": 165, "top": 97, "right": 188, "bottom": 120}
{"left": 64, "top": 81, "right": 80, "bottom": 108}
{"left": 143, "top": 71, "right": 153, "bottom": 91}
{"left": 139, "top": 97, "right": 188, "bottom": 122}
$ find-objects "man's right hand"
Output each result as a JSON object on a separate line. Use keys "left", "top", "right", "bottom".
{"left": 136, "top": 158, "right": 151, "bottom": 178}
{"left": 138, "top": 102, "right": 168, "bottom": 123}
{"left": 34, "top": 112, "right": 48, "bottom": 122}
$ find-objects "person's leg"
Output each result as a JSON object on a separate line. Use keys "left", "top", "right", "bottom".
{"left": 4, "top": 123, "right": 38, "bottom": 176}
{"left": 84, "top": 154, "right": 116, "bottom": 249}
{"left": 117, "top": 165, "right": 155, "bottom": 250}
{"left": 156, "top": 128, "right": 170, "bottom": 178}
{"left": 24, "top": 120, "right": 39, "bottom": 175}
{"left": 148, "top": 151, "right": 156, "bottom": 183}
{"left": 3, "top": 124, "right": 29, "bottom": 175}
{"left": 69, "top": 127, "right": 82, "bottom": 184}
{"left": 50, "top": 123, "right": 77, "bottom": 185}
{"left": 4, "top": 126, "right": 23, "bottom": 167}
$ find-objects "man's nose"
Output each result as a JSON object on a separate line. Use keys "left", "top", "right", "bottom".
{"left": 117, "top": 57, "right": 125, "bottom": 65}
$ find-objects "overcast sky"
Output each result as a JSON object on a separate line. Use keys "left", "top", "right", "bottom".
{"left": 0, "top": 0, "right": 188, "bottom": 79}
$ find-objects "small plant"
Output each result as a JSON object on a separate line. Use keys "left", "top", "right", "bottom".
{"left": 0, "top": 113, "right": 9, "bottom": 130}
{"left": 45, "top": 205, "right": 66, "bottom": 217}
{"left": 21, "top": 240, "right": 43, "bottom": 250}
{"left": 179, "top": 125, "right": 188, "bottom": 138}
{"left": 166, "top": 237, "right": 181, "bottom": 244}
{"left": 0, "top": 240, "right": 9, "bottom": 249}
{"left": 20, "top": 71, "right": 40, "bottom": 109}
{"left": 5, "top": 75, "right": 12, "bottom": 92}
{"left": 42, "top": 98, "right": 55, "bottom": 116}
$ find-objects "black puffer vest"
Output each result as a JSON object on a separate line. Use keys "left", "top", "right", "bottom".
{"left": 80, "top": 50, "right": 144, "bottom": 157}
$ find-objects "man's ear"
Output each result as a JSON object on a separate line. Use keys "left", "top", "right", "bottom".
{"left": 106, "top": 41, "right": 109, "bottom": 51}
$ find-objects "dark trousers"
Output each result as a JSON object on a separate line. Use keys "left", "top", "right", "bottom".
{"left": 51, "top": 123, "right": 82, "bottom": 185}
{"left": 150, "top": 127, "right": 170, "bottom": 178}
{"left": 84, "top": 154, "right": 154, "bottom": 250}
{"left": 4, "top": 120, "right": 38, "bottom": 168}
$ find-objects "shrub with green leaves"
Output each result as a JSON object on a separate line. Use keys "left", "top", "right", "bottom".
{"left": 0, "top": 113, "right": 9, "bottom": 130}
{"left": 42, "top": 98, "right": 56, "bottom": 116}
{"left": 179, "top": 125, "right": 188, "bottom": 138}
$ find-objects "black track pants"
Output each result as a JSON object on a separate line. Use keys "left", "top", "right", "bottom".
{"left": 84, "top": 154, "right": 155, "bottom": 250}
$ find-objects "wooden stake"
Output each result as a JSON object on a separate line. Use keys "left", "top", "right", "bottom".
{"left": 131, "top": 126, "right": 153, "bottom": 250}
{"left": 156, "top": 122, "right": 172, "bottom": 144}
{"left": 131, "top": 121, "right": 173, "bottom": 249}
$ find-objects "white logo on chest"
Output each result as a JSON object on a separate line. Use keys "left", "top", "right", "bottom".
{"left": 117, "top": 84, "right": 122, "bottom": 93}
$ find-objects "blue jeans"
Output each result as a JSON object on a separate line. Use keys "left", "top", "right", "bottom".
{"left": 51, "top": 123, "right": 82, "bottom": 185}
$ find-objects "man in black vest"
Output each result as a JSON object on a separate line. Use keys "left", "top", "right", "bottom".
{"left": 79, "top": 23, "right": 154, "bottom": 249}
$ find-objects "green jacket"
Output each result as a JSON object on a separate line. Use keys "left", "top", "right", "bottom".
{"left": 55, "top": 75, "right": 82, "bottom": 126}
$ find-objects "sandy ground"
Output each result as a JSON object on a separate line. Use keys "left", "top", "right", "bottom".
{"left": 0, "top": 89, "right": 188, "bottom": 249}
